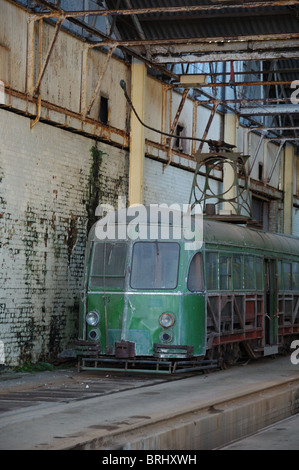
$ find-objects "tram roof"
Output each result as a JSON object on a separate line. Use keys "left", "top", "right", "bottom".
{"left": 204, "top": 219, "right": 299, "bottom": 258}
{"left": 88, "top": 207, "right": 299, "bottom": 258}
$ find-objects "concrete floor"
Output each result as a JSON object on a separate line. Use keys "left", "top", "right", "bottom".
{"left": 0, "top": 355, "right": 299, "bottom": 450}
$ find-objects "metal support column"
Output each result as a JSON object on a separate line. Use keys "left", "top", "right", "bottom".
{"left": 129, "top": 58, "right": 146, "bottom": 207}
{"left": 223, "top": 112, "right": 237, "bottom": 213}
{"left": 283, "top": 144, "right": 294, "bottom": 234}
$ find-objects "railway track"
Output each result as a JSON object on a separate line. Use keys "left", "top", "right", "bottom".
{"left": 0, "top": 367, "right": 185, "bottom": 415}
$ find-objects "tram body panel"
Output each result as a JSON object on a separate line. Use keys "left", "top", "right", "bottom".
{"left": 75, "top": 214, "right": 299, "bottom": 372}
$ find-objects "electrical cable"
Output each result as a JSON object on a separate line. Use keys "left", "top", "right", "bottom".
{"left": 119, "top": 80, "right": 235, "bottom": 151}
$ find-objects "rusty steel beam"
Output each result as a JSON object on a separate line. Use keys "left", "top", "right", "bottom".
{"left": 30, "top": 0, "right": 179, "bottom": 81}
{"left": 194, "top": 98, "right": 294, "bottom": 105}
{"left": 164, "top": 88, "right": 189, "bottom": 170}
{"left": 31, "top": 17, "right": 64, "bottom": 96}
{"left": 92, "top": 32, "right": 299, "bottom": 49}
{"left": 83, "top": 44, "right": 116, "bottom": 119}
{"left": 3, "top": 85, "right": 129, "bottom": 146}
{"left": 154, "top": 50, "right": 299, "bottom": 64}
{"left": 266, "top": 140, "right": 285, "bottom": 184}
{"left": 194, "top": 68, "right": 299, "bottom": 78}
{"left": 187, "top": 79, "right": 296, "bottom": 88}
{"left": 147, "top": 39, "right": 299, "bottom": 60}
{"left": 241, "top": 104, "right": 299, "bottom": 115}
{"left": 29, "top": 1, "right": 299, "bottom": 20}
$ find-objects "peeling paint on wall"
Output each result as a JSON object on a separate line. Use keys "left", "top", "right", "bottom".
{"left": 0, "top": 110, "right": 129, "bottom": 367}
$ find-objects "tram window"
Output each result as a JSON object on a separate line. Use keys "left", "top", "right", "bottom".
{"left": 256, "top": 258, "right": 264, "bottom": 290}
{"left": 219, "top": 256, "right": 231, "bottom": 290}
{"left": 277, "top": 261, "right": 283, "bottom": 290}
{"left": 293, "top": 263, "right": 299, "bottom": 290}
{"left": 130, "top": 242, "right": 180, "bottom": 289}
{"left": 233, "top": 255, "right": 242, "bottom": 290}
{"left": 187, "top": 252, "right": 204, "bottom": 292}
{"left": 90, "top": 242, "right": 127, "bottom": 288}
{"left": 283, "top": 262, "right": 292, "bottom": 290}
{"left": 206, "top": 252, "right": 218, "bottom": 291}
{"left": 244, "top": 255, "right": 255, "bottom": 290}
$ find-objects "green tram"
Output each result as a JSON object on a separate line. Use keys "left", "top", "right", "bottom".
{"left": 75, "top": 208, "right": 299, "bottom": 373}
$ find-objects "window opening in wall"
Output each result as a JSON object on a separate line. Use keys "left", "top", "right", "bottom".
{"left": 174, "top": 124, "right": 184, "bottom": 151}
{"left": 252, "top": 196, "right": 269, "bottom": 230}
{"left": 258, "top": 162, "right": 263, "bottom": 181}
{"left": 99, "top": 96, "right": 109, "bottom": 124}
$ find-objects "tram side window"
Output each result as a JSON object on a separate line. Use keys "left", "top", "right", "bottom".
{"left": 233, "top": 255, "right": 242, "bottom": 290}
{"left": 206, "top": 252, "right": 218, "bottom": 291}
{"left": 244, "top": 255, "right": 255, "bottom": 290}
{"left": 219, "top": 256, "right": 231, "bottom": 290}
{"left": 283, "top": 262, "right": 292, "bottom": 290}
{"left": 187, "top": 252, "right": 204, "bottom": 292}
{"left": 277, "top": 261, "right": 283, "bottom": 290}
{"left": 256, "top": 257, "right": 264, "bottom": 290}
{"left": 293, "top": 263, "right": 299, "bottom": 290}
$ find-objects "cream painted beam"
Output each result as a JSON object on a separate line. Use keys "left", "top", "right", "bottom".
{"left": 223, "top": 112, "right": 237, "bottom": 214}
{"left": 129, "top": 58, "right": 146, "bottom": 207}
{"left": 283, "top": 144, "right": 294, "bottom": 234}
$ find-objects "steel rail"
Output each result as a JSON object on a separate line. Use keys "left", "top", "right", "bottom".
{"left": 29, "top": 1, "right": 299, "bottom": 20}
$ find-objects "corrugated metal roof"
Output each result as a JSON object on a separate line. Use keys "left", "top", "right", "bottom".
{"left": 105, "top": 0, "right": 299, "bottom": 41}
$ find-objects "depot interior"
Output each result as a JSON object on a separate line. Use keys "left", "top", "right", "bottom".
{"left": 1, "top": 0, "right": 299, "bottom": 367}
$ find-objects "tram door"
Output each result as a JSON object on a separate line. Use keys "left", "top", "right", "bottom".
{"left": 264, "top": 258, "right": 278, "bottom": 355}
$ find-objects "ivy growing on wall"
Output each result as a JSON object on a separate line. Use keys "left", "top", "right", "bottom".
{"left": 87, "top": 143, "right": 108, "bottom": 233}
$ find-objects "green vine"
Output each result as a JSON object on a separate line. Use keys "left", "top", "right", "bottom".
{"left": 90, "top": 144, "right": 107, "bottom": 164}
{"left": 87, "top": 144, "right": 108, "bottom": 232}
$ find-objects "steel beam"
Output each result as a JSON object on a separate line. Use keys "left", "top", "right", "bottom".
{"left": 94, "top": 32, "right": 299, "bottom": 49}
{"left": 29, "top": 17, "right": 64, "bottom": 97}
{"left": 283, "top": 145, "right": 294, "bottom": 235}
{"left": 147, "top": 38, "right": 299, "bottom": 57}
{"left": 266, "top": 140, "right": 285, "bottom": 184}
{"left": 198, "top": 80, "right": 295, "bottom": 88}
{"left": 83, "top": 44, "right": 116, "bottom": 119}
{"left": 29, "top": 1, "right": 299, "bottom": 20}
{"left": 164, "top": 88, "right": 189, "bottom": 170}
{"left": 153, "top": 51, "right": 299, "bottom": 64}
{"left": 240, "top": 105, "right": 299, "bottom": 116}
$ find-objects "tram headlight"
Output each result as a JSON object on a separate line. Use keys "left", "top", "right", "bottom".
{"left": 86, "top": 310, "right": 100, "bottom": 327}
{"left": 159, "top": 312, "right": 175, "bottom": 329}
{"left": 88, "top": 329, "right": 100, "bottom": 341}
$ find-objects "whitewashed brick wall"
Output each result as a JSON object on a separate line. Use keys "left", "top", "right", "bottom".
{"left": 143, "top": 157, "right": 219, "bottom": 208}
{"left": 0, "top": 109, "right": 128, "bottom": 367}
{"left": 143, "top": 158, "right": 194, "bottom": 206}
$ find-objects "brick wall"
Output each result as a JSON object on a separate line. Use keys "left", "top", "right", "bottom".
{"left": 0, "top": 109, "right": 128, "bottom": 367}
{"left": 143, "top": 157, "right": 220, "bottom": 209}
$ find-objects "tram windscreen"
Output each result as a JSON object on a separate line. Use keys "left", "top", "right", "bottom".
{"left": 90, "top": 242, "right": 127, "bottom": 288}
{"left": 130, "top": 242, "right": 180, "bottom": 289}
